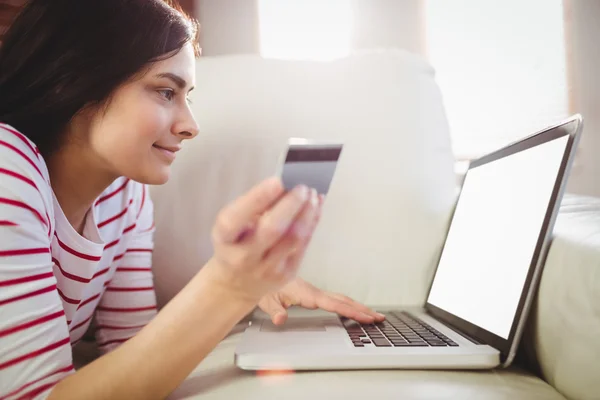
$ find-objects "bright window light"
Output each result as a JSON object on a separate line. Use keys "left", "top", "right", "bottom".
{"left": 425, "top": 0, "right": 568, "bottom": 158}
{"left": 258, "top": 0, "right": 354, "bottom": 61}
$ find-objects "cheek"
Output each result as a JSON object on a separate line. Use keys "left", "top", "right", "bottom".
{"left": 104, "top": 100, "right": 168, "bottom": 151}
{"left": 127, "top": 100, "right": 170, "bottom": 144}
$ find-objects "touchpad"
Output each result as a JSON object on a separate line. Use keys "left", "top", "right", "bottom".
{"left": 259, "top": 317, "right": 332, "bottom": 332}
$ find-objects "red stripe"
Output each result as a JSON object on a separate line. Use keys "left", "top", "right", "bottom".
{"left": 98, "top": 199, "right": 132, "bottom": 228}
{"left": 116, "top": 267, "right": 152, "bottom": 272}
{"left": 105, "top": 286, "right": 154, "bottom": 292}
{"left": 97, "top": 305, "right": 157, "bottom": 313}
{"left": 104, "top": 239, "right": 120, "bottom": 250}
{"left": 0, "top": 337, "right": 70, "bottom": 370}
{"left": 1, "top": 364, "right": 73, "bottom": 400}
{"left": 103, "top": 280, "right": 111, "bottom": 287}
{"left": 52, "top": 257, "right": 90, "bottom": 283}
{"left": 0, "top": 198, "right": 47, "bottom": 227}
{"left": 96, "top": 179, "right": 129, "bottom": 205}
{"left": 0, "top": 140, "right": 43, "bottom": 179}
{"left": 0, "top": 124, "right": 40, "bottom": 160}
{"left": 112, "top": 253, "right": 125, "bottom": 262}
{"left": 0, "top": 272, "right": 53, "bottom": 287}
{"left": 54, "top": 233, "right": 101, "bottom": 261}
{"left": 56, "top": 288, "right": 80, "bottom": 305}
{"left": 0, "top": 247, "right": 49, "bottom": 257}
{"left": 0, "top": 310, "right": 65, "bottom": 339}
{"left": 69, "top": 313, "right": 94, "bottom": 332}
{"left": 0, "top": 167, "right": 37, "bottom": 189}
{"left": 45, "top": 209, "right": 51, "bottom": 238}
{"left": 97, "top": 337, "right": 132, "bottom": 347}
{"left": 14, "top": 382, "right": 55, "bottom": 400}
{"left": 92, "top": 267, "right": 110, "bottom": 279}
{"left": 123, "top": 223, "right": 136, "bottom": 234}
{"left": 96, "top": 323, "right": 147, "bottom": 331}
{"left": 141, "top": 221, "right": 155, "bottom": 233}
{"left": 76, "top": 293, "right": 101, "bottom": 310}
{"left": 126, "top": 248, "right": 153, "bottom": 253}
{"left": 137, "top": 185, "right": 146, "bottom": 219}
{"left": 0, "top": 220, "right": 18, "bottom": 226}
{"left": 0, "top": 284, "right": 56, "bottom": 307}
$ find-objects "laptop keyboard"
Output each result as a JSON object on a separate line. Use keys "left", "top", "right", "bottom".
{"left": 341, "top": 311, "right": 459, "bottom": 348}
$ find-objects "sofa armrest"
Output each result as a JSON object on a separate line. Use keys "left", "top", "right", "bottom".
{"left": 523, "top": 194, "right": 600, "bottom": 400}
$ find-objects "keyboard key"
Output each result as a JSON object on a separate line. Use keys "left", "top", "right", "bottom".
{"left": 373, "top": 339, "right": 392, "bottom": 347}
{"left": 394, "top": 342, "right": 429, "bottom": 347}
{"left": 426, "top": 340, "right": 447, "bottom": 345}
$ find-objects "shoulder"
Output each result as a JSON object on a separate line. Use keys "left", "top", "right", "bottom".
{"left": 0, "top": 123, "right": 51, "bottom": 184}
{"left": 0, "top": 123, "right": 54, "bottom": 227}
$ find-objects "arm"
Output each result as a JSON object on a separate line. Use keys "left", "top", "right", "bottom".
{"left": 49, "top": 179, "right": 317, "bottom": 399}
{"left": 49, "top": 260, "right": 254, "bottom": 400}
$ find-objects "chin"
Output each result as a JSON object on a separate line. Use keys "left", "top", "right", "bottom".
{"left": 129, "top": 167, "right": 171, "bottom": 185}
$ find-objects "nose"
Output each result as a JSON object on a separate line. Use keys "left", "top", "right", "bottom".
{"left": 172, "top": 103, "right": 200, "bottom": 140}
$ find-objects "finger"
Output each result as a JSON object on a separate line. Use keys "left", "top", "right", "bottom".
{"left": 314, "top": 293, "right": 376, "bottom": 324}
{"left": 318, "top": 193, "right": 325, "bottom": 206}
{"left": 254, "top": 185, "right": 311, "bottom": 251}
{"left": 259, "top": 294, "right": 289, "bottom": 326}
{"left": 261, "top": 225, "right": 306, "bottom": 280}
{"left": 213, "top": 177, "right": 285, "bottom": 243}
{"left": 287, "top": 188, "right": 319, "bottom": 246}
{"left": 326, "top": 292, "right": 385, "bottom": 321}
{"left": 285, "top": 189, "right": 321, "bottom": 266}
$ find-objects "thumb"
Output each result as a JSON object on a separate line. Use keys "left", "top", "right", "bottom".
{"left": 259, "top": 295, "right": 289, "bottom": 326}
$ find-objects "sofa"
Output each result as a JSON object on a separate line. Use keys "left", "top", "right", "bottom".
{"left": 140, "top": 51, "right": 600, "bottom": 399}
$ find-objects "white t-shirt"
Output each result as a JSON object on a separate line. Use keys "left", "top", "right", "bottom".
{"left": 0, "top": 123, "right": 158, "bottom": 399}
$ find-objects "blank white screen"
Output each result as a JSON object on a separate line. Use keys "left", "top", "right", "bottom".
{"left": 427, "top": 135, "right": 569, "bottom": 339}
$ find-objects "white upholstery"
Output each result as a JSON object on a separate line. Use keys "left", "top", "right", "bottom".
{"left": 150, "top": 50, "right": 457, "bottom": 308}
{"left": 522, "top": 194, "right": 600, "bottom": 400}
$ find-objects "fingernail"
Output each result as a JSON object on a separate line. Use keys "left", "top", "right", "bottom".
{"left": 294, "top": 185, "right": 309, "bottom": 201}
{"left": 310, "top": 188, "right": 318, "bottom": 206}
{"left": 376, "top": 313, "right": 386, "bottom": 319}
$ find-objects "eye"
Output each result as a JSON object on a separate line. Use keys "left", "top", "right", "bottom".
{"left": 158, "top": 89, "right": 175, "bottom": 101}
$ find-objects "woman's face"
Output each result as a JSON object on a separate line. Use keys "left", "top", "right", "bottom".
{"left": 84, "top": 43, "right": 199, "bottom": 185}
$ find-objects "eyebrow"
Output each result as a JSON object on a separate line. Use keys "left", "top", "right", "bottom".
{"left": 155, "top": 72, "right": 194, "bottom": 91}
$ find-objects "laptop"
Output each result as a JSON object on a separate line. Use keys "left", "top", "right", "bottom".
{"left": 234, "top": 114, "right": 583, "bottom": 371}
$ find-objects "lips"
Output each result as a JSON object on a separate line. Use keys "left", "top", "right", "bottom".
{"left": 153, "top": 144, "right": 180, "bottom": 153}
{"left": 152, "top": 144, "right": 180, "bottom": 162}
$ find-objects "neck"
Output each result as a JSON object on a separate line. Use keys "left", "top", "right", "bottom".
{"left": 47, "top": 142, "right": 117, "bottom": 235}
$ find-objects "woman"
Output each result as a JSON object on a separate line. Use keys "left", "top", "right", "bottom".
{"left": 0, "top": 1, "right": 384, "bottom": 398}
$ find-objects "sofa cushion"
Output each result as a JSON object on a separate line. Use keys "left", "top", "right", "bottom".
{"left": 149, "top": 50, "right": 456, "bottom": 308}
{"left": 522, "top": 194, "right": 600, "bottom": 400}
{"left": 167, "top": 318, "right": 566, "bottom": 400}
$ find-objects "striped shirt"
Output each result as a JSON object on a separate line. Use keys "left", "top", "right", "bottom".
{"left": 0, "top": 123, "right": 158, "bottom": 399}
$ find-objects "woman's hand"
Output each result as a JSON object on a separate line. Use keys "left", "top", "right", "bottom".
{"left": 203, "top": 177, "right": 323, "bottom": 304}
{"left": 258, "top": 277, "right": 386, "bottom": 325}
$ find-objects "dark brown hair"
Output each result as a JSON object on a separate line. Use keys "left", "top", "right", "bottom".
{"left": 0, "top": 0, "right": 199, "bottom": 158}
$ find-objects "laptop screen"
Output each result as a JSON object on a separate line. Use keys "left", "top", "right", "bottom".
{"left": 426, "top": 133, "right": 570, "bottom": 340}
